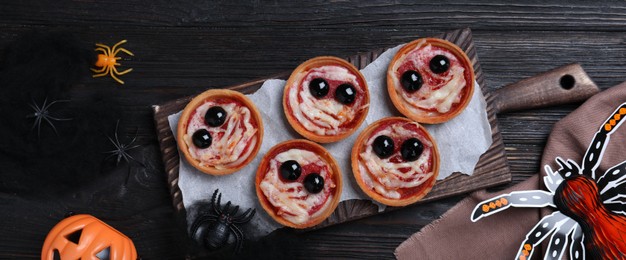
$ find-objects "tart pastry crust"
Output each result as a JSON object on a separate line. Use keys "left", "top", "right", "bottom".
{"left": 351, "top": 117, "right": 439, "bottom": 206}
{"left": 177, "top": 89, "right": 263, "bottom": 175}
{"left": 387, "top": 38, "right": 475, "bottom": 124}
{"left": 256, "top": 139, "right": 342, "bottom": 228}
{"left": 283, "top": 56, "right": 370, "bottom": 143}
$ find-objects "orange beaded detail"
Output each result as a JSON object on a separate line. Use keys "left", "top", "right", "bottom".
{"left": 481, "top": 197, "right": 509, "bottom": 213}
{"left": 604, "top": 107, "right": 626, "bottom": 131}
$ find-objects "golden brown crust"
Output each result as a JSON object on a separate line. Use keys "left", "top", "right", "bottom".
{"left": 387, "top": 38, "right": 475, "bottom": 124}
{"left": 255, "top": 139, "right": 343, "bottom": 228}
{"left": 176, "top": 89, "right": 264, "bottom": 175}
{"left": 350, "top": 117, "right": 439, "bottom": 207}
{"left": 283, "top": 56, "right": 370, "bottom": 143}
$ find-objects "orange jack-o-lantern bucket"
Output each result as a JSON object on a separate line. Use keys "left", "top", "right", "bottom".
{"left": 41, "top": 214, "right": 137, "bottom": 260}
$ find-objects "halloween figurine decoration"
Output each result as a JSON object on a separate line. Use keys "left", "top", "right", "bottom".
{"left": 0, "top": 32, "right": 130, "bottom": 197}
{"left": 104, "top": 120, "right": 144, "bottom": 167}
{"left": 27, "top": 97, "right": 72, "bottom": 138}
{"left": 91, "top": 40, "right": 134, "bottom": 84}
{"left": 190, "top": 189, "right": 256, "bottom": 253}
{"left": 471, "top": 103, "right": 626, "bottom": 260}
{"left": 41, "top": 214, "right": 137, "bottom": 260}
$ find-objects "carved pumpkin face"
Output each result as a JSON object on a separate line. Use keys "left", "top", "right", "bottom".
{"left": 41, "top": 214, "right": 137, "bottom": 260}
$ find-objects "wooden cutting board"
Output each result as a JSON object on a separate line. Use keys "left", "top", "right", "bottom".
{"left": 151, "top": 28, "right": 599, "bottom": 230}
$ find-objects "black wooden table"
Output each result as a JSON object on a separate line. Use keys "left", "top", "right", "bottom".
{"left": 2, "top": 1, "right": 626, "bottom": 259}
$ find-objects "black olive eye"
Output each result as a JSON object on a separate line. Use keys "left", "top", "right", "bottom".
{"left": 372, "top": 135, "right": 394, "bottom": 159}
{"left": 205, "top": 106, "right": 227, "bottom": 127}
{"left": 429, "top": 55, "right": 450, "bottom": 74}
{"left": 280, "top": 160, "right": 301, "bottom": 181}
{"left": 401, "top": 70, "right": 423, "bottom": 93}
{"left": 335, "top": 84, "right": 356, "bottom": 105}
{"left": 192, "top": 129, "right": 212, "bottom": 148}
{"left": 309, "top": 78, "right": 330, "bottom": 98}
{"left": 401, "top": 138, "right": 423, "bottom": 162}
{"left": 303, "top": 173, "right": 324, "bottom": 194}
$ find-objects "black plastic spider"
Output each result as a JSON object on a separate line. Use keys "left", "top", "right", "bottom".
{"left": 26, "top": 97, "right": 72, "bottom": 138}
{"left": 190, "top": 189, "right": 256, "bottom": 253}
{"left": 104, "top": 120, "right": 144, "bottom": 167}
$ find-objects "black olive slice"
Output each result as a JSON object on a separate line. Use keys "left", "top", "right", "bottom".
{"left": 309, "top": 78, "right": 330, "bottom": 98}
{"left": 335, "top": 84, "right": 356, "bottom": 105}
{"left": 192, "top": 129, "right": 212, "bottom": 148}
{"left": 401, "top": 70, "right": 423, "bottom": 93}
{"left": 401, "top": 138, "right": 423, "bottom": 162}
{"left": 280, "top": 160, "right": 302, "bottom": 181}
{"left": 429, "top": 55, "right": 450, "bottom": 74}
{"left": 372, "top": 135, "right": 394, "bottom": 159}
{"left": 205, "top": 106, "right": 227, "bottom": 127}
{"left": 303, "top": 173, "right": 324, "bottom": 194}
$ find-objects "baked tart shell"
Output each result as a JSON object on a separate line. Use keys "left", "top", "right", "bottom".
{"left": 177, "top": 89, "right": 264, "bottom": 175}
{"left": 351, "top": 117, "right": 439, "bottom": 207}
{"left": 387, "top": 38, "right": 475, "bottom": 124}
{"left": 283, "top": 56, "right": 370, "bottom": 143}
{"left": 255, "top": 139, "right": 343, "bottom": 228}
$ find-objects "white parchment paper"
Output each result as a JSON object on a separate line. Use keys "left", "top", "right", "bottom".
{"left": 167, "top": 44, "right": 492, "bottom": 239}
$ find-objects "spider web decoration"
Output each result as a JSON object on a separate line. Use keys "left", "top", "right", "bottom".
{"left": 0, "top": 32, "right": 126, "bottom": 198}
{"left": 102, "top": 120, "right": 147, "bottom": 187}
{"left": 104, "top": 120, "right": 144, "bottom": 167}
{"left": 471, "top": 103, "right": 626, "bottom": 260}
{"left": 26, "top": 97, "right": 72, "bottom": 138}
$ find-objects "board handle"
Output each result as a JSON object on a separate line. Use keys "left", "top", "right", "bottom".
{"left": 492, "top": 63, "right": 600, "bottom": 114}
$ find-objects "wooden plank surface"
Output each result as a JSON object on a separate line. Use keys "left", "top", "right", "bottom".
{"left": 2, "top": 1, "right": 626, "bottom": 259}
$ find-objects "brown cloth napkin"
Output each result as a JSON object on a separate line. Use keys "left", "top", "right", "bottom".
{"left": 395, "top": 82, "right": 626, "bottom": 259}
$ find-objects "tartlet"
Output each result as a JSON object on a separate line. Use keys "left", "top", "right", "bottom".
{"left": 177, "top": 89, "right": 263, "bottom": 175}
{"left": 283, "top": 56, "right": 370, "bottom": 143}
{"left": 351, "top": 117, "right": 439, "bottom": 206}
{"left": 387, "top": 38, "right": 475, "bottom": 124}
{"left": 256, "top": 139, "right": 342, "bottom": 228}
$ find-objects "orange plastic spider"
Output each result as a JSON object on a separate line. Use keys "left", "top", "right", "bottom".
{"left": 91, "top": 39, "right": 134, "bottom": 84}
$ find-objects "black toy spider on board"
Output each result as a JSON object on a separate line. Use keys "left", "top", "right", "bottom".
{"left": 26, "top": 97, "right": 72, "bottom": 138}
{"left": 190, "top": 189, "right": 256, "bottom": 253}
{"left": 471, "top": 103, "right": 626, "bottom": 260}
